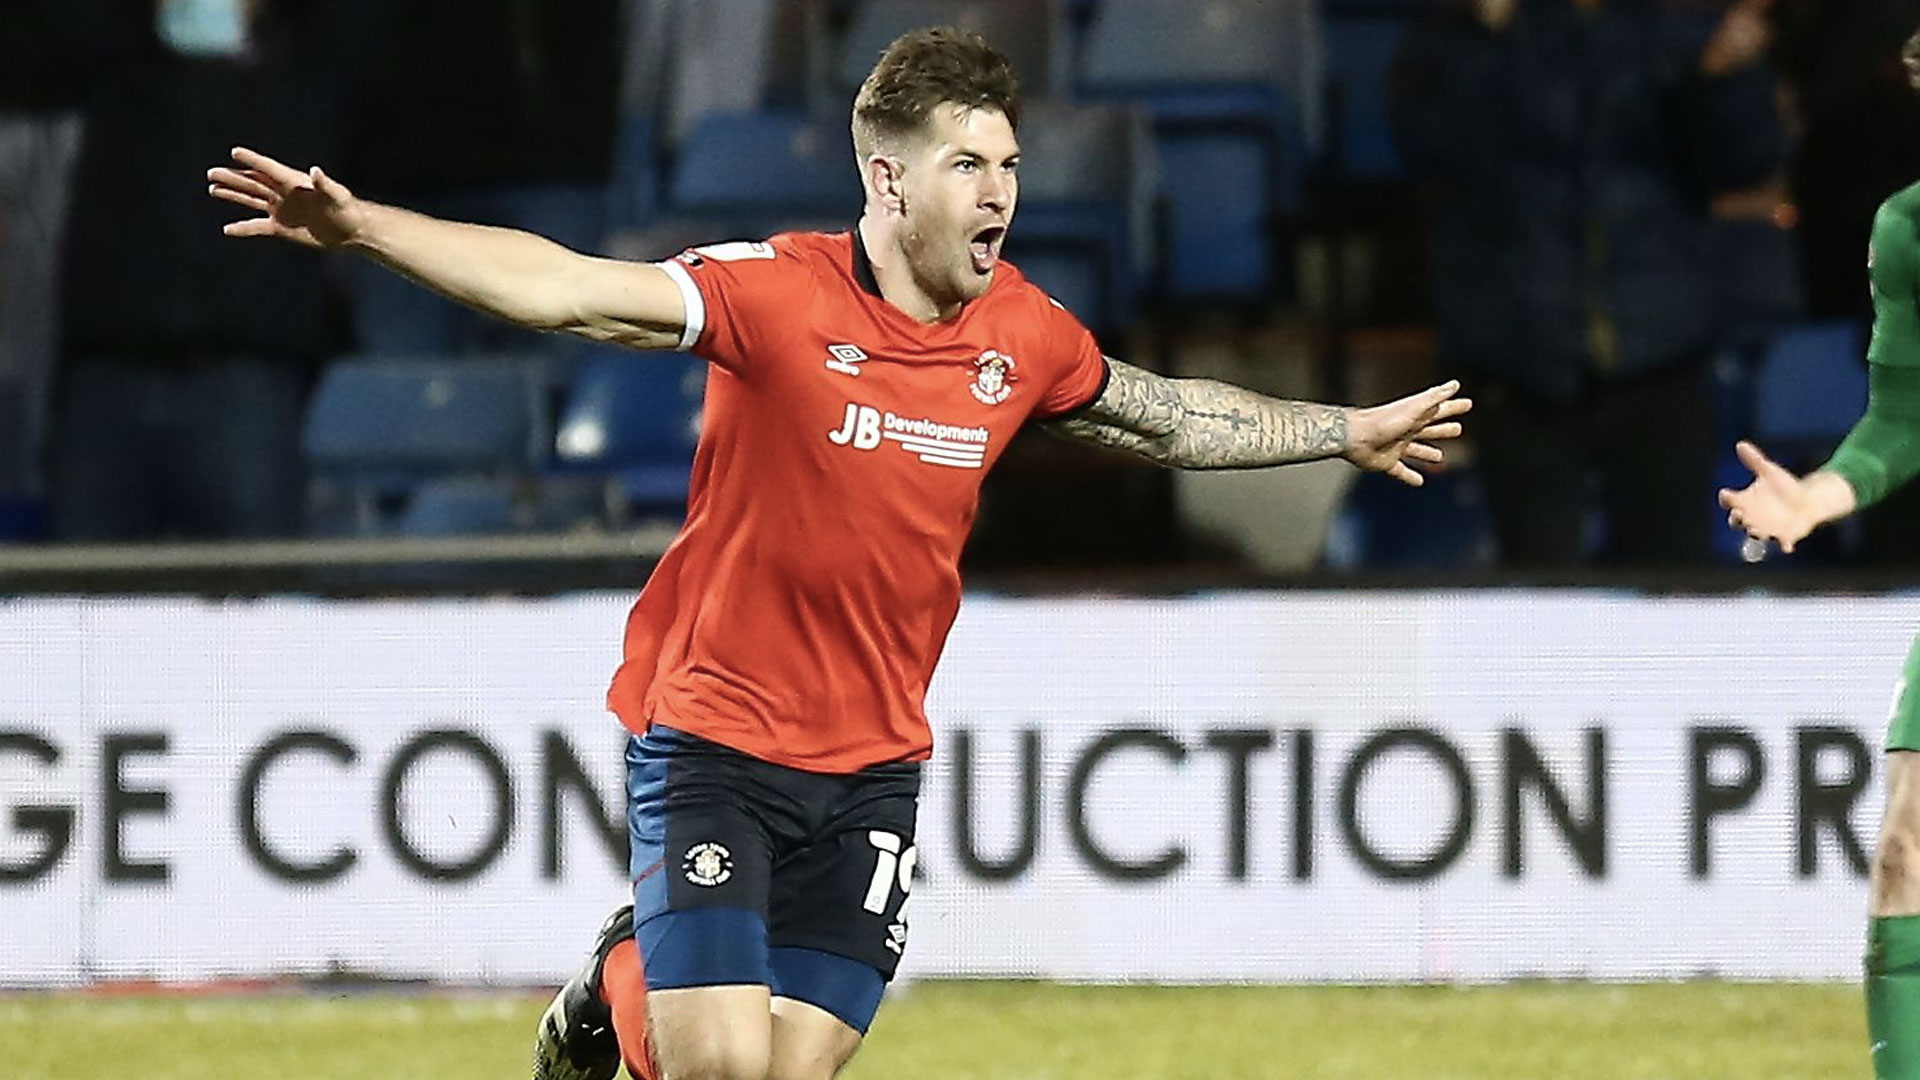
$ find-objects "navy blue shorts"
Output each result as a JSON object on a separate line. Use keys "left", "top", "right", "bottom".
{"left": 626, "top": 727, "right": 921, "bottom": 1034}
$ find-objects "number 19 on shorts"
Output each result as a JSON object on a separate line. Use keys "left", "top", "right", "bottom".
{"left": 864, "top": 830, "right": 916, "bottom": 954}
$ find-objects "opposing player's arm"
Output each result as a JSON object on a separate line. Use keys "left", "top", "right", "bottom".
{"left": 1044, "top": 357, "right": 1470, "bottom": 485}
{"left": 1722, "top": 202, "right": 1920, "bottom": 553}
{"left": 207, "top": 148, "right": 689, "bottom": 350}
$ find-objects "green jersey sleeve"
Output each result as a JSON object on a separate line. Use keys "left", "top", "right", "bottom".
{"left": 1820, "top": 187, "right": 1920, "bottom": 507}
{"left": 1824, "top": 365, "right": 1920, "bottom": 509}
{"left": 1868, "top": 189, "right": 1920, "bottom": 370}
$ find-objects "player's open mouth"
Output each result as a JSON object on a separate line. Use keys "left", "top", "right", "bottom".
{"left": 969, "top": 226, "right": 1005, "bottom": 274}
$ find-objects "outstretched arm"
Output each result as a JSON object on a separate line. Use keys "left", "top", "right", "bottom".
{"left": 1721, "top": 366, "right": 1920, "bottom": 554}
{"left": 1045, "top": 358, "right": 1471, "bottom": 484}
{"left": 207, "top": 147, "right": 689, "bottom": 350}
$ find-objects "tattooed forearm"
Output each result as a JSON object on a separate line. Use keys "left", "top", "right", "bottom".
{"left": 1046, "top": 358, "right": 1351, "bottom": 470}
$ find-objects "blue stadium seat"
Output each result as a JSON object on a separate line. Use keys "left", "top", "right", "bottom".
{"left": 835, "top": 1, "right": 1066, "bottom": 97}
{"left": 1752, "top": 322, "right": 1867, "bottom": 450}
{"left": 667, "top": 113, "right": 860, "bottom": 231}
{"left": 301, "top": 355, "right": 551, "bottom": 537}
{"left": 554, "top": 347, "right": 707, "bottom": 517}
{"left": 1323, "top": 16, "right": 1405, "bottom": 184}
{"left": 1006, "top": 250, "right": 1105, "bottom": 330}
{"left": 1004, "top": 98, "right": 1156, "bottom": 335}
{"left": 1078, "top": 0, "right": 1309, "bottom": 302}
{"left": 305, "top": 355, "right": 550, "bottom": 482}
{"left": 1322, "top": 467, "right": 1496, "bottom": 571}
{"left": 396, "top": 478, "right": 523, "bottom": 537}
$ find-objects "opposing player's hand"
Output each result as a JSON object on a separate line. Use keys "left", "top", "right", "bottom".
{"left": 1344, "top": 380, "right": 1472, "bottom": 487}
{"left": 1717, "top": 440, "right": 1817, "bottom": 554}
{"left": 207, "top": 147, "right": 365, "bottom": 249}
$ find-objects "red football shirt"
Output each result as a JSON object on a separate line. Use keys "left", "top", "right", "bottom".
{"left": 605, "top": 230, "right": 1109, "bottom": 772}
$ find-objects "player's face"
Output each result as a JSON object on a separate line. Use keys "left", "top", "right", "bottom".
{"left": 899, "top": 103, "right": 1019, "bottom": 306}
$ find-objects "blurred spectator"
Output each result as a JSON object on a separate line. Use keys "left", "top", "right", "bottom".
{"left": 0, "top": 1, "right": 85, "bottom": 531}
{"left": 48, "top": 0, "right": 349, "bottom": 541}
{"left": 1392, "top": 0, "right": 1785, "bottom": 569}
{"left": 340, "top": 0, "right": 622, "bottom": 356}
{"left": 1771, "top": 0, "right": 1920, "bottom": 567}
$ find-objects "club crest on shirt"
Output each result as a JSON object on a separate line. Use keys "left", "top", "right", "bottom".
{"left": 970, "top": 350, "right": 1017, "bottom": 405}
{"left": 683, "top": 841, "right": 733, "bottom": 887}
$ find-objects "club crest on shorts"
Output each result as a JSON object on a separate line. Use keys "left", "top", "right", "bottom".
{"left": 682, "top": 842, "right": 733, "bottom": 887}
{"left": 970, "top": 350, "right": 1017, "bottom": 405}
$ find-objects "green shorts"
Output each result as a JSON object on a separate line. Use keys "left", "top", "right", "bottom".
{"left": 1890, "top": 634, "right": 1920, "bottom": 752}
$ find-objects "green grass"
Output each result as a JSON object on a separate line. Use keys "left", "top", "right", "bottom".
{"left": 0, "top": 981, "right": 1869, "bottom": 1080}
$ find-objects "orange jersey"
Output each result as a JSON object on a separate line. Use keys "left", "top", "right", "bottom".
{"left": 606, "top": 231, "right": 1109, "bottom": 772}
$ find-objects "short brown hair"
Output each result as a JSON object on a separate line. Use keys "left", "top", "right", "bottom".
{"left": 851, "top": 27, "right": 1021, "bottom": 159}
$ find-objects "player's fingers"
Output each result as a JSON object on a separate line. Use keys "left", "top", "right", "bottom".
{"left": 208, "top": 186, "right": 271, "bottom": 213}
{"left": 1389, "top": 381, "right": 1460, "bottom": 418}
{"left": 1717, "top": 487, "right": 1736, "bottom": 509}
{"left": 231, "top": 147, "right": 307, "bottom": 189}
{"left": 1434, "top": 396, "right": 1473, "bottom": 420}
{"left": 1404, "top": 441, "right": 1445, "bottom": 464}
{"left": 222, "top": 217, "right": 286, "bottom": 238}
{"left": 206, "top": 167, "right": 277, "bottom": 200}
{"left": 1387, "top": 461, "right": 1426, "bottom": 487}
{"left": 1418, "top": 420, "right": 1464, "bottom": 441}
{"left": 1734, "top": 440, "right": 1788, "bottom": 479}
{"left": 309, "top": 165, "right": 351, "bottom": 201}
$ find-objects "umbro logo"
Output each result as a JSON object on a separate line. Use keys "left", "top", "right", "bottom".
{"left": 826, "top": 344, "right": 867, "bottom": 376}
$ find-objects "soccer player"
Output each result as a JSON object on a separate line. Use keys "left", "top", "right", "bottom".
{"left": 208, "top": 28, "right": 1470, "bottom": 1080}
{"left": 1719, "top": 29, "right": 1920, "bottom": 1080}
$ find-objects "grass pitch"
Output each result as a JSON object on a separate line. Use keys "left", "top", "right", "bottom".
{"left": 0, "top": 980, "right": 1866, "bottom": 1080}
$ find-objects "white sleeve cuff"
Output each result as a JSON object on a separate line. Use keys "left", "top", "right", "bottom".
{"left": 656, "top": 259, "right": 705, "bottom": 351}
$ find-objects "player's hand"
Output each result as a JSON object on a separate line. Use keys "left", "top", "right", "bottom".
{"left": 1344, "top": 380, "right": 1472, "bottom": 488}
{"left": 207, "top": 147, "right": 366, "bottom": 249}
{"left": 1717, "top": 440, "right": 1816, "bottom": 554}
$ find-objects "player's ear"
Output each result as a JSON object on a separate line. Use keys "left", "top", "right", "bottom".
{"left": 865, "top": 154, "right": 907, "bottom": 214}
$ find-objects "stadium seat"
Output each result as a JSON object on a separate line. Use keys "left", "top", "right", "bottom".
{"left": 834, "top": 1, "right": 1067, "bottom": 98}
{"left": 1078, "top": 0, "right": 1311, "bottom": 303}
{"left": 302, "top": 354, "right": 551, "bottom": 535}
{"left": 1003, "top": 98, "right": 1157, "bottom": 336}
{"left": 1751, "top": 322, "right": 1867, "bottom": 451}
{"left": 395, "top": 477, "right": 524, "bottom": 537}
{"left": 1322, "top": 16, "right": 1405, "bottom": 185}
{"left": 1322, "top": 466, "right": 1496, "bottom": 571}
{"left": 1004, "top": 249, "right": 1105, "bottom": 330}
{"left": 554, "top": 346, "right": 707, "bottom": 519}
{"left": 611, "top": 0, "right": 822, "bottom": 232}
{"left": 305, "top": 355, "right": 550, "bottom": 481}
{"left": 666, "top": 112, "right": 861, "bottom": 233}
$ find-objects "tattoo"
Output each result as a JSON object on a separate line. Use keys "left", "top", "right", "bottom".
{"left": 1044, "top": 358, "right": 1350, "bottom": 470}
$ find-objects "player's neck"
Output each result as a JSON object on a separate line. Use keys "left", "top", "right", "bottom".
{"left": 858, "top": 215, "right": 963, "bottom": 324}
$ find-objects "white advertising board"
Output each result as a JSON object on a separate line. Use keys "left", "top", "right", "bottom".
{"left": 1, "top": 592, "right": 1912, "bottom": 985}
